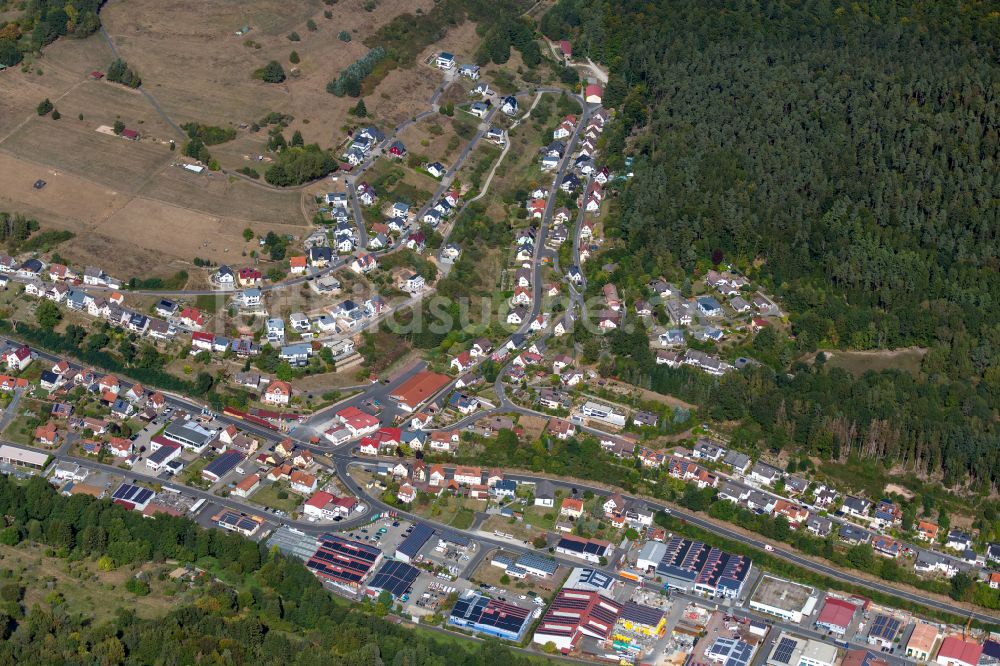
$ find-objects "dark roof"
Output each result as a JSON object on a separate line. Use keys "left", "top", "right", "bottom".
{"left": 868, "top": 614, "right": 901, "bottom": 641}
{"left": 147, "top": 441, "right": 181, "bottom": 465}
{"left": 368, "top": 560, "right": 419, "bottom": 599}
{"left": 619, "top": 601, "right": 664, "bottom": 628}
{"left": 396, "top": 522, "right": 434, "bottom": 559}
{"left": 557, "top": 536, "right": 608, "bottom": 556}
{"left": 202, "top": 449, "right": 244, "bottom": 480}
{"left": 450, "top": 593, "right": 530, "bottom": 635}
{"left": 111, "top": 483, "right": 153, "bottom": 506}
{"left": 218, "top": 511, "right": 259, "bottom": 532}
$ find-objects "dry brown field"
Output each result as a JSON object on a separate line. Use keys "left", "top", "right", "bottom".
{"left": 100, "top": 0, "right": 440, "bottom": 152}
{"left": 0, "top": 0, "right": 495, "bottom": 276}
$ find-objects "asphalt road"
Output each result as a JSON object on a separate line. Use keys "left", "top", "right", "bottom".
{"left": 5, "top": 79, "right": 998, "bottom": 625}
{"left": 8, "top": 332, "right": 999, "bottom": 623}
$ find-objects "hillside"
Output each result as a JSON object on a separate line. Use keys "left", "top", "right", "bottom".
{"left": 0, "top": 475, "right": 544, "bottom": 665}
{"left": 542, "top": 0, "right": 1000, "bottom": 491}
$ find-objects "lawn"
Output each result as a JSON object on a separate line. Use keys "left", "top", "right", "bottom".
{"left": 2, "top": 413, "right": 38, "bottom": 446}
{"left": 450, "top": 507, "right": 476, "bottom": 530}
{"left": 522, "top": 503, "right": 560, "bottom": 532}
{"left": 819, "top": 348, "right": 927, "bottom": 377}
{"left": 195, "top": 294, "right": 225, "bottom": 314}
{"left": 248, "top": 482, "right": 303, "bottom": 514}
{"left": 181, "top": 458, "right": 209, "bottom": 487}
{"left": 480, "top": 515, "right": 546, "bottom": 543}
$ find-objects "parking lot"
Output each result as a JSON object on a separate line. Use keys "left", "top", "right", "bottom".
{"left": 339, "top": 514, "right": 413, "bottom": 553}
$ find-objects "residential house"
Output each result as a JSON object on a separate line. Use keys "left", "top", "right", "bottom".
{"left": 263, "top": 380, "right": 292, "bottom": 406}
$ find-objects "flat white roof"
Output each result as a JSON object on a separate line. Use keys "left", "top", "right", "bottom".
{"left": 0, "top": 444, "right": 49, "bottom": 467}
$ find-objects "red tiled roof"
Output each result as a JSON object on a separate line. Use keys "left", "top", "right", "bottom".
{"left": 817, "top": 597, "right": 857, "bottom": 630}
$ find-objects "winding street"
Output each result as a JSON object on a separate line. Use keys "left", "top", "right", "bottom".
{"left": 5, "top": 332, "right": 999, "bottom": 623}
{"left": 3, "top": 67, "right": 996, "bottom": 626}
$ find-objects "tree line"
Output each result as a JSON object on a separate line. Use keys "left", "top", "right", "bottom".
{"left": 0, "top": 474, "right": 542, "bottom": 664}
{"left": 542, "top": 0, "right": 1000, "bottom": 491}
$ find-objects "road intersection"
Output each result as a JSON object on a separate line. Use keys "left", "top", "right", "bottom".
{"left": 2, "top": 70, "right": 996, "bottom": 628}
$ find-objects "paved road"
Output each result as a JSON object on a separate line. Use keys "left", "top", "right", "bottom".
{"left": 6, "top": 77, "right": 999, "bottom": 624}
{"left": 7, "top": 333, "right": 999, "bottom": 623}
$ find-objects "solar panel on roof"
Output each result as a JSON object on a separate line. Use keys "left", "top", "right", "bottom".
{"left": 516, "top": 553, "right": 558, "bottom": 574}
{"left": 218, "top": 512, "right": 258, "bottom": 532}
{"left": 620, "top": 601, "right": 664, "bottom": 628}
{"left": 397, "top": 523, "right": 434, "bottom": 557}
{"left": 773, "top": 637, "right": 798, "bottom": 665}
{"left": 368, "top": 560, "right": 419, "bottom": 598}
{"left": 112, "top": 483, "right": 153, "bottom": 505}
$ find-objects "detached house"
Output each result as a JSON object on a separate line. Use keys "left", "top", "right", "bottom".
{"left": 263, "top": 380, "right": 292, "bottom": 406}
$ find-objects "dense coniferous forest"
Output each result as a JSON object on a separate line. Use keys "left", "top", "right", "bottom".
{"left": 543, "top": 1, "right": 1000, "bottom": 491}
{"left": 0, "top": 475, "right": 540, "bottom": 665}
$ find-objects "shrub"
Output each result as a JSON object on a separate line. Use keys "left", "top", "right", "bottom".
{"left": 257, "top": 60, "right": 286, "bottom": 83}
{"left": 306, "top": 19, "right": 317, "bottom": 31}
{"left": 36, "top": 98, "right": 53, "bottom": 116}
{"left": 264, "top": 145, "right": 338, "bottom": 186}
{"left": 287, "top": 31, "right": 300, "bottom": 41}
{"left": 289, "top": 50, "right": 300, "bottom": 64}
{"left": 181, "top": 122, "right": 236, "bottom": 145}
{"left": 50, "top": 109, "right": 60, "bottom": 120}
{"left": 0, "top": 39, "right": 22, "bottom": 67}
{"left": 326, "top": 46, "right": 385, "bottom": 97}
{"left": 106, "top": 58, "right": 141, "bottom": 88}
{"left": 238, "top": 166, "right": 260, "bottom": 179}
{"left": 338, "top": 30, "right": 351, "bottom": 42}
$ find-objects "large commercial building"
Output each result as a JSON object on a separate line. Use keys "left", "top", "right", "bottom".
{"left": 768, "top": 632, "right": 839, "bottom": 666}
{"left": 0, "top": 444, "right": 49, "bottom": 469}
{"left": 111, "top": 483, "right": 154, "bottom": 511}
{"left": 815, "top": 597, "right": 859, "bottom": 636}
{"left": 556, "top": 536, "right": 612, "bottom": 564}
{"left": 366, "top": 560, "right": 420, "bottom": 600}
{"left": 532, "top": 588, "right": 623, "bottom": 653}
{"left": 449, "top": 592, "right": 533, "bottom": 641}
{"left": 395, "top": 522, "right": 434, "bottom": 563}
{"left": 748, "top": 576, "right": 818, "bottom": 623}
{"left": 162, "top": 419, "right": 217, "bottom": 453}
{"left": 564, "top": 568, "right": 617, "bottom": 598}
{"left": 389, "top": 371, "right": 451, "bottom": 412}
{"left": 306, "top": 534, "right": 382, "bottom": 592}
{"left": 654, "top": 536, "right": 752, "bottom": 598}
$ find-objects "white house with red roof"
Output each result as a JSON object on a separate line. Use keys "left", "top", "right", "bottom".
{"left": 180, "top": 307, "right": 204, "bottom": 329}
{"left": 429, "top": 430, "right": 459, "bottom": 453}
{"left": 935, "top": 638, "right": 983, "bottom": 666}
{"left": 336, "top": 406, "right": 380, "bottom": 437}
{"left": 450, "top": 350, "right": 472, "bottom": 373}
{"left": 397, "top": 483, "right": 417, "bottom": 504}
{"left": 5, "top": 345, "right": 32, "bottom": 372}
{"left": 263, "top": 380, "right": 291, "bottom": 405}
{"left": 303, "top": 490, "right": 337, "bottom": 520}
